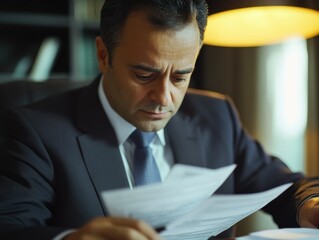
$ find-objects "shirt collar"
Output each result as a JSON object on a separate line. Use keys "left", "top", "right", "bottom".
{"left": 97, "top": 77, "right": 166, "bottom": 145}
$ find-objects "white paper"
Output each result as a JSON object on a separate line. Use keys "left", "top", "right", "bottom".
{"left": 101, "top": 164, "right": 292, "bottom": 240}
{"left": 249, "top": 228, "right": 319, "bottom": 239}
{"left": 160, "top": 183, "right": 292, "bottom": 240}
{"left": 101, "top": 164, "right": 236, "bottom": 228}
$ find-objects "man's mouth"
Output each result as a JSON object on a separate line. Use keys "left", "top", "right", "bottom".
{"left": 140, "top": 110, "right": 170, "bottom": 120}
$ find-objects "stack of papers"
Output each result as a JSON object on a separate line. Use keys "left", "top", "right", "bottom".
{"left": 249, "top": 228, "right": 319, "bottom": 239}
{"left": 101, "top": 164, "right": 292, "bottom": 240}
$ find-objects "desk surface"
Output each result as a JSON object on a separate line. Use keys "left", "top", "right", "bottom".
{"left": 233, "top": 228, "right": 319, "bottom": 239}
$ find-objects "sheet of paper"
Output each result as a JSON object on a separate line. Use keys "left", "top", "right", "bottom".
{"left": 249, "top": 228, "right": 319, "bottom": 239}
{"left": 160, "top": 183, "right": 292, "bottom": 240}
{"left": 101, "top": 164, "right": 236, "bottom": 228}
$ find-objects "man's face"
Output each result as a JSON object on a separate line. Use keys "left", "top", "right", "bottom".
{"left": 96, "top": 11, "right": 201, "bottom": 132}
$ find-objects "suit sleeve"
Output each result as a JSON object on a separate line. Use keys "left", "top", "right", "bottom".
{"left": 0, "top": 108, "right": 67, "bottom": 239}
{"left": 224, "top": 96, "right": 319, "bottom": 227}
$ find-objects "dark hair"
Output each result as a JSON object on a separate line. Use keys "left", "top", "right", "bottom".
{"left": 100, "top": 0, "right": 208, "bottom": 65}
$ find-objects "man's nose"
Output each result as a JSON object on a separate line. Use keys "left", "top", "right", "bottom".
{"left": 149, "top": 77, "right": 172, "bottom": 107}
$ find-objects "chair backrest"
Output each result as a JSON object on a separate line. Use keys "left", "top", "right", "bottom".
{"left": 0, "top": 79, "right": 90, "bottom": 144}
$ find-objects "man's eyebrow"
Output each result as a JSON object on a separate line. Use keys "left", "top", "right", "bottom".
{"left": 130, "top": 64, "right": 161, "bottom": 73}
{"left": 130, "top": 64, "right": 194, "bottom": 74}
{"left": 174, "top": 68, "right": 194, "bottom": 75}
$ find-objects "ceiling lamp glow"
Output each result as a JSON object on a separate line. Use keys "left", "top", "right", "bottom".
{"left": 204, "top": 1, "right": 319, "bottom": 47}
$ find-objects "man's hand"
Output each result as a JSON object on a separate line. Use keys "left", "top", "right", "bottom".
{"left": 298, "top": 197, "right": 319, "bottom": 228}
{"left": 64, "top": 217, "right": 162, "bottom": 240}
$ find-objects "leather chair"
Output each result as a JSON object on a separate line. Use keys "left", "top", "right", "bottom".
{"left": 0, "top": 79, "right": 90, "bottom": 144}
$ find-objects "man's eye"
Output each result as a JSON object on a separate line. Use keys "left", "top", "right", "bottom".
{"left": 172, "top": 76, "right": 186, "bottom": 82}
{"left": 136, "top": 74, "right": 153, "bottom": 81}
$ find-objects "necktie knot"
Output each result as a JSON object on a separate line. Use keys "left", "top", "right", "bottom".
{"left": 129, "top": 130, "right": 156, "bottom": 148}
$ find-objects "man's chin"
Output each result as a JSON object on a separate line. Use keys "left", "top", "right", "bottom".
{"left": 134, "top": 119, "right": 169, "bottom": 132}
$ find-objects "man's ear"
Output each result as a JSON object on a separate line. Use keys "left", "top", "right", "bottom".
{"left": 95, "top": 36, "right": 109, "bottom": 71}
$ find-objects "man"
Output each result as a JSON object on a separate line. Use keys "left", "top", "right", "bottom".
{"left": 0, "top": 0, "right": 319, "bottom": 239}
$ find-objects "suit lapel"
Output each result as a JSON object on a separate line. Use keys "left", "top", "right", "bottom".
{"left": 166, "top": 113, "right": 206, "bottom": 168}
{"left": 75, "top": 80, "right": 129, "bottom": 213}
{"left": 77, "top": 135, "right": 129, "bottom": 190}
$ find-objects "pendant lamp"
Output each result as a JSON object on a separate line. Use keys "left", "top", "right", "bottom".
{"left": 204, "top": 0, "right": 319, "bottom": 47}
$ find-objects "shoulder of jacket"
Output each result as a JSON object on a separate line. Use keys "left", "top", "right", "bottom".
{"left": 186, "top": 88, "right": 228, "bottom": 100}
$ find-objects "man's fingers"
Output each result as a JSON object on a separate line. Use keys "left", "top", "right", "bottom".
{"left": 64, "top": 217, "right": 161, "bottom": 240}
{"left": 106, "top": 217, "right": 160, "bottom": 239}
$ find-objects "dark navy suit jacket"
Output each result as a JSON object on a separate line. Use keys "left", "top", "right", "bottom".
{"left": 1, "top": 79, "right": 318, "bottom": 239}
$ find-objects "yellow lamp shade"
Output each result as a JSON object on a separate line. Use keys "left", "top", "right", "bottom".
{"left": 204, "top": 6, "right": 319, "bottom": 47}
